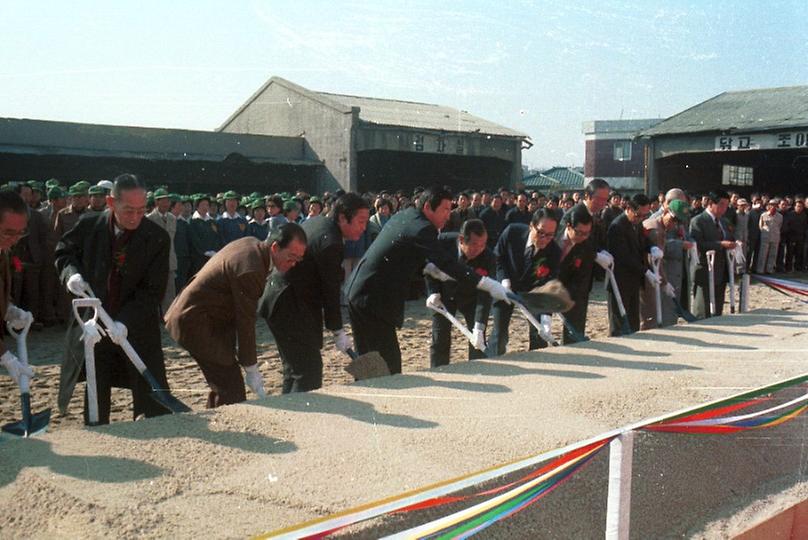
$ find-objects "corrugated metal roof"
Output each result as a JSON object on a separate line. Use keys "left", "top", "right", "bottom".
{"left": 0, "top": 117, "right": 318, "bottom": 165}
{"left": 522, "top": 167, "right": 584, "bottom": 189}
{"left": 641, "top": 85, "right": 808, "bottom": 137}
{"left": 317, "top": 92, "right": 529, "bottom": 139}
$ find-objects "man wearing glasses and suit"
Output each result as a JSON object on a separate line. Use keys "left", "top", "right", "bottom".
{"left": 486, "top": 208, "right": 562, "bottom": 356}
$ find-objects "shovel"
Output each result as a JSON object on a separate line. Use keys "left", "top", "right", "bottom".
{"left": 344, "top": 348, "right": 390, "bottom": 381}
{"left": 605, "top": 266, "right": 633, "bottom": 335}
{"left": 425, "top": 295, "right": 483, "bottom": 351}
{"left": 72, "top": 297, "right": 191, "bottom": 422}
{"left": 726, "top": 247, "right": 736, "bottom": 314}
{"left": 2, "top": 319, "right": 51, "bottom": 437}
{"left": 651, "top": 255, "right": 663, "bottom": 327}
{"left": 505, "top": 292, "right": 558, "bottom": 346}
{"left": 706, "top": 250, "right": 716, "bottom": 316}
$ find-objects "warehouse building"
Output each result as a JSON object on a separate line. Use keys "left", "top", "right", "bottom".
{"left": 640, "top": 85, "right": 808, "bottom": 195}
{"left": 0, "top": 117, "right": 320, "bottom": 194}
{"left": 218, "top": 77, "right": 530, "bottom": 193}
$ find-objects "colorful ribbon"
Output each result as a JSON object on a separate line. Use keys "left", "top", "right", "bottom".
{"left": 752, "top": 274, "right": 808, "bottom": 303}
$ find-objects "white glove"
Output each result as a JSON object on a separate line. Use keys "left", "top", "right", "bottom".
{"left": 4, "top": 305, "right": 33, "bottom": 331}
{"left": 423, "top": 262, "right": 454, "bottom": 282}
{"left": 595, "top": 251, "right": 614, "bottom": 270}
{"left": 476, "top": 276, "right": 512, "bottom": 304}
{"left": 67, "top": 273, "right": 92, "bottom": 297}
{"left": 501, "top": 279, "right": 512, "bottom": 291}
{"left": 645, "top": 269, "right": 661, "bottom": 286}
{"left": 471, "top": 322, "right": 486, "bottom": 351}
{"left": 332, "top": 329, "right": 352, "bottom": 353}
{"left": 204, "top": 250, "right": 217, "bottom": 257}
{"left": 426, "top": 293, "right": 444, "bottom": 310}
{"left": 540, "top": 314, "right": 553, "bottom": 337}
{"left": 0, "top": 351, "right": 34, "bottom": 385}
{"left": 650, "top": 246, "right": 664, "bottom": 261}
{"left": 663, "top": 282, "right": 676, "bottom": 298}
{"left": 243, "top": 364, "right": 267, "bottom": 398}
{"left": 106, "top": 320, "right": 128, "bottom": 346}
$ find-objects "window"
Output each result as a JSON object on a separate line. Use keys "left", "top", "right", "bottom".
{"left": 613, "top": 141, "right": 632, "bottom": 161}
{"left": 722, "top": 165, "right": 753, "bottom": 186}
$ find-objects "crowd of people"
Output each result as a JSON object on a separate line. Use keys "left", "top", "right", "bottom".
{"left": 0, "top": 173, "right": 801, "bottom": 426}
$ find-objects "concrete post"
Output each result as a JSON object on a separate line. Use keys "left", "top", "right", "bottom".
{"left": 605, "top": 431, "right": 635, "bottom": 540}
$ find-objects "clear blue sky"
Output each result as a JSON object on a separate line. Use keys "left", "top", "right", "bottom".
{"left": 2, "top": 1, "right": 806, "bottom": 168}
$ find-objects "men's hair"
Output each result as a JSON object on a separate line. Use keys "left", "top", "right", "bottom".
{"left": 266, "top": 221, "right": 306, "bottom": 247}
{"left": 111, "top": 173, "right": 146, "bottom": 198}
{"left": 706, "top": 189, "right": 730, "bottom": 205}
{"left": 567, "top": 203, "right": 593, "bottom": 228}
{"left": 584, "top": 178, "right": 610, "bottom": 198}
{"left": 0, "top": 191, "right": 29, "bottom": 221}
{"left": 531, "top": 207, "right": 558, "bottom": 227}
{"left": 664, "top": 188, "right": 686, "bottom": 202}
{"left": 459, "top": 218, "right": 487, "bottom": 242}
{"left": 416, "top": 185, "right": 453, "bottom": 212}
{"left": 626, "top": 193, "right": 651, "bottom": 211}
{"left": 332, "top": 192, "right": 370, "bottom": 223}
{"left": 375, "top": 198, "right": 393, "bottom": 212}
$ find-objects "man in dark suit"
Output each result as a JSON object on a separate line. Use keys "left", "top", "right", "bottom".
{"left": 426, "top": 219, "right": 495, "bottom": 367}
{"left": 487, "top": 208, "right": 562, "bottom": 356}
{"left": 55, "top": 174, "right": 171, "bottom": 425}
{"left": 478, "top": 195, "right": 507, "bottom": 250}
{"left": 346, "top": 185, "right": 510, "bottom": 375}
{"left": 166, "top": 223, "right": 307, "bottom": 407}
{"left": 505, "top": 192, "right": 532, "bottom": 226}
{"left": 171, "top": 195, "right": 192, "bottom": 292}
{"left": 259, "top": 194, "right": 370, "bottom": 393}
{"left": 557, "top": 178, "right": 610, "bottom": 332}
{"left": 11, "top": 183, "right": 48, "bottom": 330}
{"left": 606, "top": 194, "right": 654, "bottom": 336}
{"left": 556, "top": 204, "right": 595, "bottom": 343}
{"left": 689, "top": 189, "right": 736, "bottom": 318}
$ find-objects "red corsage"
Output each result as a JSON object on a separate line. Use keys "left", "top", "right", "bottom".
{"left": 10, "top": 256, "right": 22, "bottom": 273}
{"left": 535, "top": 265, "right": 550, "bottom": 279}
{"left": 113, "top": 249, "right": 127, "bottom": 270}
{"left": 574, "top": 258, "right": 582, "bottom": 269}
{"left": 475, "top": 267, "right": 488, "bottom": 277}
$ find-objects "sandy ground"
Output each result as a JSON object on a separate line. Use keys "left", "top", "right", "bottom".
{"left": 0, "top": 276, "right": 806, "bottom": 539}
{"left": 0, "top": 277, "right": 800, "bottom": 431}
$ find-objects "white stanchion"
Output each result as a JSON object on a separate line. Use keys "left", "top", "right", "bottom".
{"left": 605, "top": 431, "right": 635, "bottom": 540}
{"left": 706, "top": 250, "right": 716, "bottom": 316}
{"left": 740, "top": 274, "right": 750, "bottom": 313}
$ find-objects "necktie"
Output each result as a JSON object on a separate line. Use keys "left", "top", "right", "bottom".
{"left": 715, "top": 218, "right": 724, "bottom": 240}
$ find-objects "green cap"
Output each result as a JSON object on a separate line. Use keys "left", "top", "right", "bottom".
{"left": 48, "top": 186, "right": 66, "bottom": 200}
{"left": 309, "top": 196, "right": 321, "bottom": 204}
{"left": 193, "top": 193, "right": 211, "bottom": 204}
{"left": 250, "top": 199, "right": 266, "bottom": 210}
{"left": 169, "top": 193, "right": 182, "bottom": 203}
{"left": 88, "top": 185, "right": 106, "bottom": 196}
{"left": 153, "top": 188, "right": 170, "bottom": 199}
{"left": 222, "top": 190, "right": 239, "bottom": 200}
{"left": 668, "top": 199, "right": 690, "bottom": 222}
{"left": 27, "top": 181, "right": 44, "bottom": 193}
{"left": 68, "top": 183, "right": 89, "bottom": 196}
{"left": 239, "top": 196, "right": 251, "bottom": 207}
{"left": 45, "top": 178, "right": 61, "bottom": 189}
{"left": 250, "top": 191, "right": 262, "bottom": 200}
{"left": 74, "top": 180, "right": 91, "bottom": 191}
{"left": 283, "top": 200, "right": 298, "bottom": 213}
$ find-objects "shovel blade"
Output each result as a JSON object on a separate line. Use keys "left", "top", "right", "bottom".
{"left": 150, "top": 390, "right": 192, "bottom": 414}
{"left": 673, "top": 299, "right": 698, "bottom": 323}
{"left": 2, "top": 393, "right": 51, "bottom": 438}
{"left": 345, "top": 351, "right": 390, "bottom": 381}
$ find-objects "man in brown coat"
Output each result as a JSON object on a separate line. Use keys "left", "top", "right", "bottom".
{"left": 165, "top": 223, "right": 307, "bottom": 407}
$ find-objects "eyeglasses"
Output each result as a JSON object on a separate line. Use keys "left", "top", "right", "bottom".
{"left": 535, "top": 230, "right": 555, "bottom": 239}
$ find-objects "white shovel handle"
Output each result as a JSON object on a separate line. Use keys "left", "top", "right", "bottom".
{"left": 6, "top": 320, "right": 31, "bottom": 393}
{"left": 513, "top": 301, "right": 557, "bottom": 346}
{"left": 607, "top": 268, "right": 628, "bottom": 317}
{"left": 706, "top": 250, "right": 716, "bottom": 316}
{"left": 652, "top": 259, "right": 663, "bottom": 326}
{"left": 427, "top": 301, "right": 478, "bottom": 348}
{"left": 726, "top": 248, "right": 736, "bottom": 313}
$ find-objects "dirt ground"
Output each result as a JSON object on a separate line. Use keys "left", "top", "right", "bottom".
{"left": 0, "top": 276, "right": 801, "bottom": 432}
